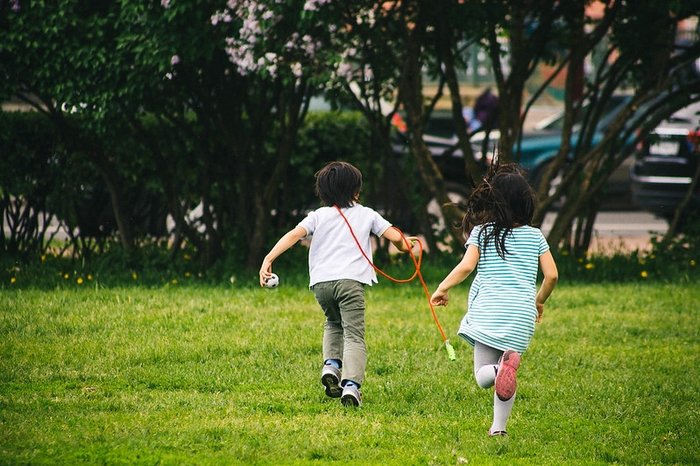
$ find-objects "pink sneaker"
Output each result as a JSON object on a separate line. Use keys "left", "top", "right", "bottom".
{"left": 495, "top": 350, "right": 520, "bottom": 401}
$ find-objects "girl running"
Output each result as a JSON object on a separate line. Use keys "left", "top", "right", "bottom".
{"left": 430, "top": 163, "right": 558, "bottom": 436}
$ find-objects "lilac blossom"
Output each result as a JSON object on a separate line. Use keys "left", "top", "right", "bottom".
{"left": 303, "top": 0, "right": 330, "bottom": 12}
{"left": 212, "top": 0, "right": 336, "bottom": 81}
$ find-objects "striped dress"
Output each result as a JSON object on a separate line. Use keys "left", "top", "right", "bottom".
{"left": 458, "top": 224, "right": 549, "bottom": 354}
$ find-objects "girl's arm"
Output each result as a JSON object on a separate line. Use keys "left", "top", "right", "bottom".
{"left": 381, "top": 226, "right": 419, "bottom": 253}
{"left": 430, "top": 245, "right": 480, "bottom": 306}
{"left": 536, "top": 250, "right": 559, "bottom": 322}
{"left": 259, "top": 226, "right": 307, "bottom": 287}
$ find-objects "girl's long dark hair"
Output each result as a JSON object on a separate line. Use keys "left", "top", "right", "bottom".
{"left": 462, "top": 163, "right": 536, "bottom": 259}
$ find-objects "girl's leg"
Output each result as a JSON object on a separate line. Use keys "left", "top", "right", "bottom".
{"left": 473, "top": 341, "right": 500, "bottom": 388}
{"left": 473, "top": 341, "right": 516, "bottom": 434}
{"left": 491, "top": 391, "right": 516, "bottom": 434}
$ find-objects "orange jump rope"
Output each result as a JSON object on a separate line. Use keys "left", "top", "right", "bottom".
{"left": 335, "top": 205, "right": 456, "bottom": 361}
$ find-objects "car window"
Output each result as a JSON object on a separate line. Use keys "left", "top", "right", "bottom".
{"left": 424, "top": 113, "right": 457, "bottom": 139}
{"left": 537, "top": 95, "right": 630, "bottom": 131}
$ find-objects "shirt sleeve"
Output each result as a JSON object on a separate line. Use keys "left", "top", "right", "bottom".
{"left": 538, "top": 229, "right": 550, "bottom": 255}
{"left": 370, "top": 209, "right": 392, "bottom": 237}
{"left": 297, "top": 210, "right": 318, "bottom": 238}
{"left": 465, "top": 224, "right": 483, "bottom": 249}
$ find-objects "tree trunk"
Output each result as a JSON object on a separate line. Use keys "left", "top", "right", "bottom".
{"left": 434, "top": 5, "right": 482, "bottom": 185}
{"left": 398, "top": 9, "right": 464, "bottom": 249}
{"left": 89, "top": 150, "right": 134, "bottom": 253}
{"left": 245, "top": 90, "right": 306, "bottom": 269}
{"left": 664, "top": 149, "right": 700, "bottom": 242}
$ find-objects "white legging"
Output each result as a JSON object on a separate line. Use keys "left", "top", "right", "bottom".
{"left": 473, "top": 341, "right": 516, "bottom": 433}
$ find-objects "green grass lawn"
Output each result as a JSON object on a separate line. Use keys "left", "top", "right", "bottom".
{"left": 1, "top": 281, "right": 699, "bottom": 465}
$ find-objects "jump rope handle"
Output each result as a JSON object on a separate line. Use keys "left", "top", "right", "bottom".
{"left": 334, "top": 205, "right": 456, "bottom": 361}
{"left": 445, "top": 340, "right": 456, "bottom": 361}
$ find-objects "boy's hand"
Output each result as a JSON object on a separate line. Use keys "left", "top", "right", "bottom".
{"left": 405, "top": 236, "right": 420, "bottom": 253}
{"left": 259, "top": 259, "right": 273, "bottom": 287}
{"left": 431, "top": 289, "right": 449, "bottom": 307}
{"left": 536, "top": 302, "right": 544, "bottom": 323}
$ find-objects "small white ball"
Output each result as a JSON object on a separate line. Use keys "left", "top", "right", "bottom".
{"left": 264, "top": 273, "right": 279, "bottom": 288}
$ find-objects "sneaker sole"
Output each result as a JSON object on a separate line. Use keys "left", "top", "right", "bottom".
{"left": 341, "top": 393, "right": 361, "bottom": 407}
{"left": 321, "top": 373, "right": 342, "bottom": 398}
{"left": 495, "top": 350, "right": 520, "bottom": 401}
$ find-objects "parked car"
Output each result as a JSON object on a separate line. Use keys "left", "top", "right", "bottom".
{"left": 392, "top": 93, "right": 635, "bottom": 205}
{"left": 630, "top": 100, "right": 700, "bottom": 219}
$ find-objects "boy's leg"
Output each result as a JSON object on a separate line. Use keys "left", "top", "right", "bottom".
{"left": 335, "top": 279, "right": 366, "bottom": 387}
{"left": 312, "top": 282, "right": 344, "bottom": 364}
{"left": 313, "top": 282, "right": 344, "bottom": 398}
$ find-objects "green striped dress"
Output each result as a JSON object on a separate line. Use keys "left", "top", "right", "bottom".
{"left": 458, "top": 224, "right": 549, "bottom": 354}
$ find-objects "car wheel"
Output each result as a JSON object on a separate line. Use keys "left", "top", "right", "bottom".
{"left": 426, "top": 182, "right": 470, "bottom": 247}
{"left": 532, "top": 160, "right": 568, "bottom": 208}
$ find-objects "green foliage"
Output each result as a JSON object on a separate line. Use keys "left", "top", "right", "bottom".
{"left": 0, "top": 108, "right": 388, "bottom": 257}
{"left": 548, "top": 217, "right": 700, "bottom": 284}
{"left": 1, "top": 284, "right": 698, "bottom": 463}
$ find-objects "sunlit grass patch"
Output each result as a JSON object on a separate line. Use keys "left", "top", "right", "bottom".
{"left": 1, "top": 283, "right": 698, "bottom": 464}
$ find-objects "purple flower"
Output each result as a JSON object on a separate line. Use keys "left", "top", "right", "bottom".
{"left": 171, "top": 55, "right": 180, "bottom": 66}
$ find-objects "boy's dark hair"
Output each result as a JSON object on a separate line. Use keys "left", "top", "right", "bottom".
{"left": 314, "top": 161, "right": 363, "bottom": 208}
{"left": 462, "top": 162, "right": 536, "bottom": 259}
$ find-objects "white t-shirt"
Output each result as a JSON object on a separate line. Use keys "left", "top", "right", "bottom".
{"left": 297, "top": 204, "right": 392, "bottom": 287}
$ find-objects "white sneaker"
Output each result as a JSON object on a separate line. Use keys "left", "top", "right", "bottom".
{"left": 320, "top": 365, "right": 342, "bottom": 398}
{"left": 340, "top": 384, "right": 363, "bottom": 407}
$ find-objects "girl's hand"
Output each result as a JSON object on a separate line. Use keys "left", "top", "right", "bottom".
{"left": 536, "top": 302, "right": 544, "bottom": 323}
{"left": 431, "top": 289, "right": 449, "bottom": 307}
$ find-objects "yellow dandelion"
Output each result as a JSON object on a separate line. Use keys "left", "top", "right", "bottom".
{"left": 171, "top": 278, "right": 178, "bottom": 285}
{"left": 584, "top": 263, "right": 595, "bottom": 270}
{"left": 77, "top": 277, "right": 84, "bottom": 285}
{"left": 63, "top": 273, "right": 70, "bottom": 280}
{"left": 132, "top": 272, "right": 138, "bottom": 280}
{"left": 87, "top": 274, "right": 93, "bottom": 281}
{"left": 691, "top": 259, "right": 697, "bottom": 267}
{"left": 184, "top": 272, "right": 191, "bottom": 278}
{"left": 40, "top": 255, "right": 46, "bottom": 263}
{"left": 10, "top": 277, "right": 17, "bottom": 284}
{"left": 640, "top": 270, "right": 648, "bottom": 279}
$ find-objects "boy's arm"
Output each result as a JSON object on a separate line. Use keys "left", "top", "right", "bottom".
{"left": 259, "top": 226, "right": 307, "bottom": 287}
{"left": 381, "top": 226, "right": 419, "bottom": 253}
{"left": 430, "top": 245, "right": 479, "bottom": 306}
{"left": 535, "top": 250, "right": 559, "bottom": 322}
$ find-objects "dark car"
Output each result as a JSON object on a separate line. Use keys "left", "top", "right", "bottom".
{"left": 630, "top": 101, "right": 700, "bottom": 219}
{"left": 393, "top": 93, "right": 634, "bottom": 202}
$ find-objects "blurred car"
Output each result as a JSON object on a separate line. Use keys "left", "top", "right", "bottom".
{"left": 630, "top": 101, "right": 700, "bottom": 219}
{"left": 392, "top": 93, "right": 635, "bottom": 206}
